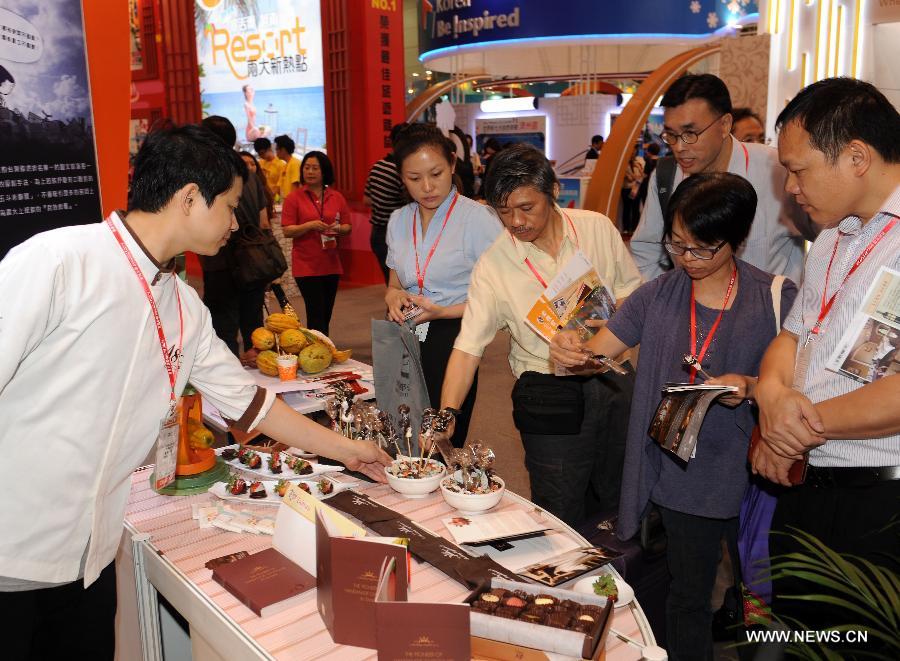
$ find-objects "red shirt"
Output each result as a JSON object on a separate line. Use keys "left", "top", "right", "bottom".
{"left": 281, "top": 185, "right": 352, "bottom": 277}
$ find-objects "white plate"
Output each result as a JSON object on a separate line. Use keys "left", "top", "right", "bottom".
{"left": 215, "top": 444, "right": 343, "bottom": 480}
{"left": 209, "top": 476, "right": 349, "bottom": 506}
{"left": 572, "top": 574, "right": 634, "bottom": 608}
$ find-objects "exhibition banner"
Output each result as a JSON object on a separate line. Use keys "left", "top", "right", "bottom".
{"left": 0, "top": 0, "right": 102, "bottom": 259}
{"left": 195, "top": 0, "right": 325, "bottom": 151}
{"left": 475, "top": 115, "right": 546, "bottom": 153}
{"left": 420, "top": 0, "right": 759, "bottom": 57}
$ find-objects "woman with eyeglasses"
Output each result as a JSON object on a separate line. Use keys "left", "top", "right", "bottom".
{"left": 551, "top": 172, "right": 798, "bottom": 661}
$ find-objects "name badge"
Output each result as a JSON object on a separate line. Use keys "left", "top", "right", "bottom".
{"left": 153, "top": 410, "right": 179, "bottom": 490}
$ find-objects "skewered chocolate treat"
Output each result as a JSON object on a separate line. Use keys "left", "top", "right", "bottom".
{"left": 220, "top": 447, "right": 238, "bottom": 461}
{"left": 274, "top": 479, "right": 291, "bottom": 497}
{"left": 267, "top": 452, "right": 282, "bottom": 474}
{"left": 248, "top": 481, "right": 267, "bottom": 499}
{"left": 442, "top": 441, "right": 502, "bottom": 495}
{"left": 237, "top": 447, "right": 251, "bottom": 464}
{"left": 247, "top": 452, "right": 262, "bottom": 470}
{"left": 297, "top": 482, "right": 311, "bottom": 494}
{"left": 317, "top": 479, "right": 334, "bottom": 495}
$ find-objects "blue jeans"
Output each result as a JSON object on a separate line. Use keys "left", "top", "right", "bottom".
{"left": 658, "top": 506, "right": 740, "bottom": 661}
{"left": 519, "top": 371, "right": 633, "bottom": 527}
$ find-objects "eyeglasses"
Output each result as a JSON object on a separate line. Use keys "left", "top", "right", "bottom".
{"left": 663, "top": 239, "right": 728, "bottom": 260}
{"left": 659, "top": 115, "right": 724, "bottom": 146}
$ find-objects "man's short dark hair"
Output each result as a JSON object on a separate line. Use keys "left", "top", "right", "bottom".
{"left": 661, "top": 73, "right": 732, "bottom": 117}
{"left": 274, "top": 134, "right": 295, "bottom": 155}
{"left": 393, "top": 123, "right": 455, "bottom": 169}
{"left": 300, "top": 150, "right": 335, "bottom": 187}
{"left": 663, "top": 172, "right": 756, "bottom": 250}
{"left": 731, "top": 107, "right": 762, "bottom": 125}
{"left": 591, "top": 135, "right": 604, "bottom": 144}
{"left": 200, "top": 115, "right": 237, "bottom": 149}
{"left": 646, "top": 142, "right": 661, "bottom": 156}
{"left": 253, "top": 137, "right": 272, "bottom": 154}
{"left": 129, "top": 125, "right": 247, "bottom": 213}
{"left": 483, "top": 143, "right": 558, "bottom": 209}
{"left": 775, "top": 77, "right": 900, "bottom": 164}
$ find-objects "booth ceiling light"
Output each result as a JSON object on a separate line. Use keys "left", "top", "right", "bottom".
{"left": 417, "top": 23, "right": 760, "bottom": 63}
{"left": 480, "top": 96, "right": 537, "bottom": 112}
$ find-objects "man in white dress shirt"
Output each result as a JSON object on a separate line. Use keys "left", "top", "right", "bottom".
{"left": 0, "top": 125, "right": 390, "bottom": 658}
{"left": 754, "top": 78, "right": 900, "bottom": 645}
{"left": 630, "top": 74, "right": 816, "bottom": 283}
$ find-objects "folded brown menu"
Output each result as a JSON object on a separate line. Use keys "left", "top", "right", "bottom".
{"left": 327, "top": 491, "right": 520, "bottom": 588}
{"left": 749, "top": 426, "right": 808, "bottom": 485}
{"left": 315, "top": 507, "right": 410, "bottom": 649}
{"left": 211, "top": 547, "right": 315, "bottom": 617}
{"left": 375, "top": 557, "right": 471, "bottom": 660}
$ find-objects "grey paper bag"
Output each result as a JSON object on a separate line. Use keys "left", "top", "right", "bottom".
{"left": 371, "top": 319, "right": 430, "bottom": 456}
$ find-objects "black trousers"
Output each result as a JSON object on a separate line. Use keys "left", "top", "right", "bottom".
{"left": 518, "top": 370, "right": 633, "bottom": 526}
{"left": 621, "top": 189, "right": 641, "bottom": 233}
{"left": 418, "top": 317, "right": 477, "bottom": 448}
{"left": 770, "top": 477, "right": 900, "bottom": 652}
{"left": 658, "top": 507, "right": 740, "bottom": 661}
{"left": 295, "top": 274, "right": 340, "bottom": 336}
{"left": 1, "top": 561, "right": 117, "bottom": 660}
{"left": 202, "top": 270, "right": 265, "bottom": 356}
{"left": 369, "top": 224, "right": 390, "bottom": 285}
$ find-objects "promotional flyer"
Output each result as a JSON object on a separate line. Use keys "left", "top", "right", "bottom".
{"left": 195, "top": 0, "right": 325, "bottom": 153}
{"left": 0, "top": 0, "right": 101, "bottom": 258}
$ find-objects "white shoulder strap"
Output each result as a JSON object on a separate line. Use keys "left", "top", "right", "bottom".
{"left": 771, "top": 275, "right": 786, "bottom": 334}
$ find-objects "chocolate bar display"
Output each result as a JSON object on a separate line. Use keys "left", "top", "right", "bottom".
{"left": 466, "top": 578, "right": 613, "bottom": 659}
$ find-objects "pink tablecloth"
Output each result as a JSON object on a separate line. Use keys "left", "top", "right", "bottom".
{"left": 123, "top": 467, "right": 650, "bottom": 660}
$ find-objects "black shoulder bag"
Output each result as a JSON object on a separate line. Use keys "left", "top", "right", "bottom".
{"left": 230, "top": 224, "right": 288, "bottom": 291}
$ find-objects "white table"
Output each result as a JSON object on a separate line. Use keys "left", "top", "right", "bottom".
{"left": 117, "top": 467, "right": 657, "bottom": 661}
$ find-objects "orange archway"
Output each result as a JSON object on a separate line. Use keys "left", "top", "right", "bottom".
{"left": 583, "top": 43, "right": 721, "bottom": 219}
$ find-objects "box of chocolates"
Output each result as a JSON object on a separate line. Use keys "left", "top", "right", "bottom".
{"left": 466, "top": 578, "right": 613, "bottom": 659}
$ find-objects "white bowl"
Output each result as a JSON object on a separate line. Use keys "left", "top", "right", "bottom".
{"left": 384, "top": 457, "right": 446, "bottom": 498}
{"left": 440, "top": 472, "right": 506, "bottom": 515}
{"left": 572, "top": 573, "right": 634, "bottom": 608}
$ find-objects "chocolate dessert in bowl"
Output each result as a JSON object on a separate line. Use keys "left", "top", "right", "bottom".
{"left": 439, "top": 442, "right": 506, "bottom": 514}
{"left": 384, "top": 456, "right": 446, "bottom": 498}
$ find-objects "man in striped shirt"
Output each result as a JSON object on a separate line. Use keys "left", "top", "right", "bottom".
{"left": 364, "top": 123, "right": 408, "bottom": 283}
{"left": 754, "top": 78, "right": 900, "bottom": 638}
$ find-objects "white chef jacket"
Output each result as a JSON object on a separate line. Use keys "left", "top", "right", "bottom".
{"left": 0, "top": 212, "right": 275, "bottom": 586}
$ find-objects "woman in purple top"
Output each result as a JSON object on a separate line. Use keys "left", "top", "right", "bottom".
{"left": 552, "top": 172, "right": 797, "bottom": 661}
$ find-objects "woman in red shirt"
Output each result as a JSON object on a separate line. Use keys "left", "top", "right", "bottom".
{"left": 280, "top": 151, "right": 352, "bottom": 334}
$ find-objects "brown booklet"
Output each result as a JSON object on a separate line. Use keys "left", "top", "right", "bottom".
{"left": 316, "top": 508, "right": 410, "bottom": 649}
{"left": 212, "top": 546, "right": 315, "bottom": 617}
{"left": 375, "top": 556, "right": 471, "bottom": 660}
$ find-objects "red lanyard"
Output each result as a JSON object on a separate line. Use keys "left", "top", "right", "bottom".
{"left": 106, "top": 217, "right": 184, "bottom": 408}
{"left": 520, "top": 212, "right": 580, "bottom": 289}
{"left": 412, "top": 192, "right": 459, "bottom": 293}
{"left": 305, "top": 188, "right": 326, "bottom": 222}
{"left": 688, "top": 262, "right": 737, "bottom": 384}
{"left": 811, "top": 219, "right": 896, "bottom": 336}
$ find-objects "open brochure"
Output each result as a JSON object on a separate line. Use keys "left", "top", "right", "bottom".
{"left": 442, "top": 510, "right": 549, "bottom": 546}
{"left": 827, "top": 266, "right": 900, "bottom": 384}
{"left": 525, "top": 252, "right": 617, "bottom": 344}
{"left": 648, "top": 383, "right": 738, "bottom": 462}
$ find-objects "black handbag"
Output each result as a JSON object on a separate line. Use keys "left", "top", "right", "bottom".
{"left": 510, "top": 371, "right": 585, "bottom": 436}
{"left": 230, "top": 224, "right": 287, "bottom": 291}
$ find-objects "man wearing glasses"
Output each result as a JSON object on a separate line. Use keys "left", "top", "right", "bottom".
{"left": 630, "top": 74, "right": 815, "bottom": 282}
